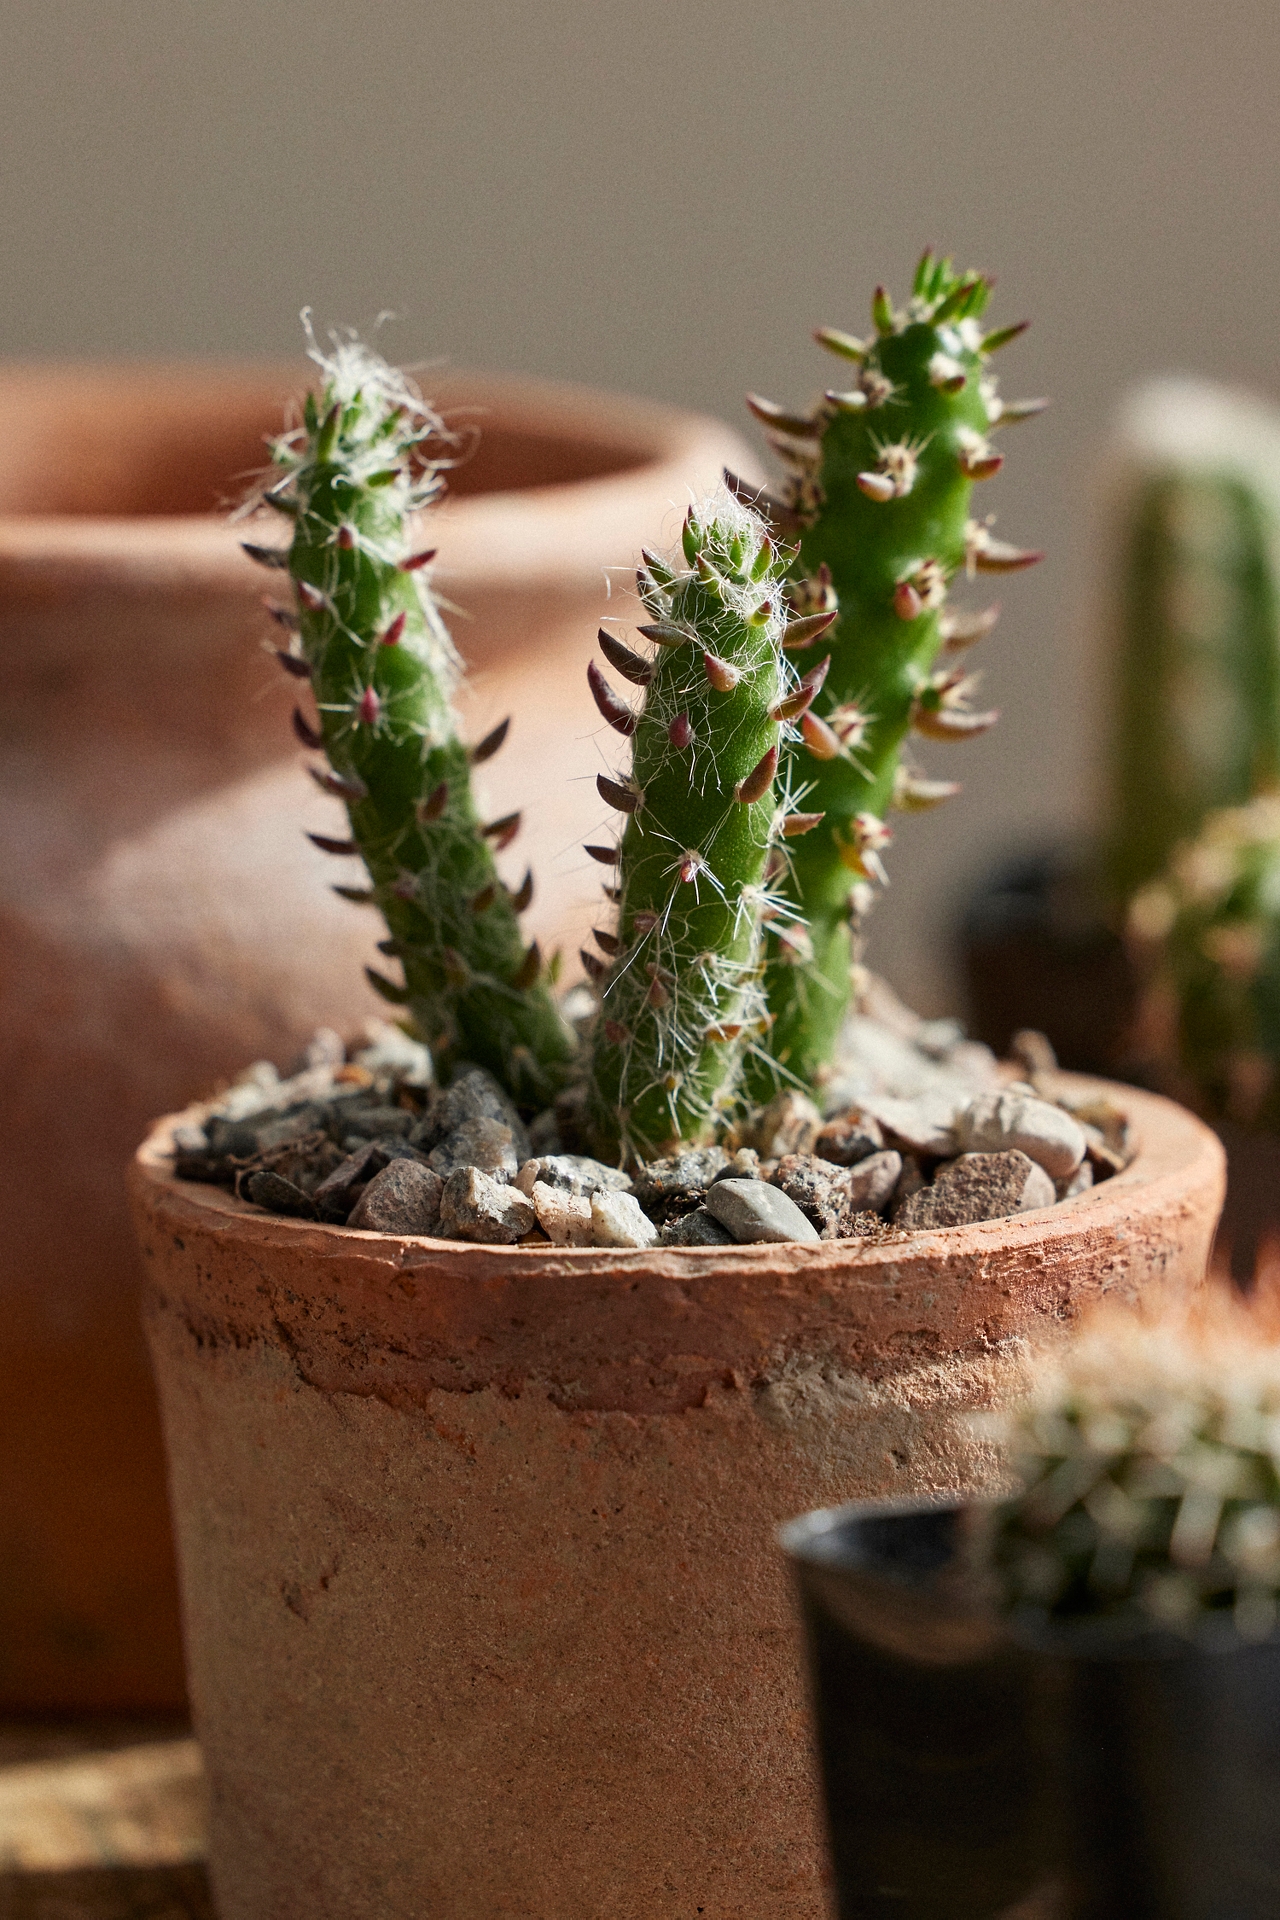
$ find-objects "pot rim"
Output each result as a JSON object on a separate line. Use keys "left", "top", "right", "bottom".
{"left": 132, "top": 1071, "right": 1224, "bottom": 1277}
{"left": 0, "top": 364, "right": 753, "bottom": 591}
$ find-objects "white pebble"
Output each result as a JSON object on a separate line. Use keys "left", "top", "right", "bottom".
{"left": 955, "top": 1091, "right": 1086, "bottom": 1180}
{"left": 590, "top": 1189, "right": 659, "bottom": 1249}
{"left": 532, "top": 1181, "right": 594, "bottom": 1246}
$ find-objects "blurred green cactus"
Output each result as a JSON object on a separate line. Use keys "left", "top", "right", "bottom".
{"left": 1106, "top": 379, "right": 1280, "bottom": 903}
{"left": 245, "top": 330, "right": 576, "bottom": 1107}
{"left": 735, "top": 251, "right": 1044, "bottom": 1096}
{"left": 981, "top": 1311, "right": 1280, "bottom": 1638}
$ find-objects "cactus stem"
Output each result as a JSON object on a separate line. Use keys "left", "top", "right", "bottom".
{"left": 336, "top": 523, "right": 357, "bottom": 550}
{"left": 292, "top": 707, "right": 324, "bottom": 750}
{"left": 678, "top": 850, "right": 708, "bottom": 885}
{"left": 814, "top": 325, "right": 868, "bottom": 363}
{"left": 981, "top": 319, "right": 1030, "bottom": 354}
{"left": 307, "top": 831, "right": 358, "bottom": 854}
{"left": 356, "top": 686, "right": 382, "bottom": 727}
{"left": 380, "top": 611, "right": 407, "bottom": 646}
{"left": 603, "top": 884, "right": 621, "bottom": 904}
{"left": 668, "top": 712, "right": 694, "bottom": 749}
{"left": 242, "top": 542, "right": 288, "bottom": 569}
{"left": 856, "top": 470, "right": 897, "bottom": 503}
{"left": 598, "top": 629, "right": 653, "bottom": 686}
{"left": 893, "top": 579, "right": 924, "bottom": 621}
{"left": 594, "top": 928, "right": 620, "bottom": 956}
{"left": 800, "top": 711, "right": 843, "bottom": 760}
{"left": 296, "top": 579, "right": 327, "bottom": 613}
{"left": 470, "top": 717, "right": 510, "bottom": 764}
{"left": 512, "top": 940, "right": 542, "bottom": 990}
{"left": 471, "top": 883, "right": 497, "bottom": 914}
{"left": 275, "top": 647, "right": 312, "bottom": 678}
{"left": 782, "top": 608, "right": 838, "bottom": 650}
{"left": 602, "top": 1019, "right": 630, "bottom": 1045}
{"left": 597, "top": 773, "right": 643, "bottom": 814}
{"left": 580, "top": 947, "right": 607, "bottom": 982}
{"left": 398, "top": 546, "right": 438, "bottom": 572}
{"left": 722, "top": 468, "right": 804, "bottom": 537}
{"left": 636, "top": 621, "right": 690, "bottom": 648}
{"left": 509, "top": 867, "right": 534, "bottom": 912}
{"left": 584, "top": 843, "right": 620, "bottom": 866}
{"left": 310, "top": 766, "right": 367, "bottom": 801}
{"left": 640, "top": 547, "right": 677, "bottom": 586}
{"left": 587, "top": 659, "right": 637, "bottom": 735}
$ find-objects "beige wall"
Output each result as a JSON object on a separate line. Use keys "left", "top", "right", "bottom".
{"left": 3, "top": 0, "right": 1279, "bottom": 1009}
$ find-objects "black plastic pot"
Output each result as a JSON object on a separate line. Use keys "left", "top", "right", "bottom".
{"left": 782, "top": 1499, "right": 1280, "bottom": 1920}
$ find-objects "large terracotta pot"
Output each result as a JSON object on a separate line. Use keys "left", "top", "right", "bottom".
{"left": 0, "top": 364, "right": 750, "bottom": 1711}
{"left": 129, "top": 1080, "right": 1223, "bottom": 1920}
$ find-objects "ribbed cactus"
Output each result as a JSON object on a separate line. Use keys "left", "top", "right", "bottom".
{"left": 1130, "top": 793, "right": 1280, "bottom": 1127}
{"left": 1105, "top": 380, "right": 1280, "bottom": 903}
{"left": 981, "top": 1314, "right": 1280, "bottom": 1638}
{"left": 584, "top": 492, "right": 815, "bottom": 1162}
{"left": 736, "top": 251, "right": 1044, "bottom": 1095}
{"left": 245, "top": 333, "right": 576, "bottom": 1106}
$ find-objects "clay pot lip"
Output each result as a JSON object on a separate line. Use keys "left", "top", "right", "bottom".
{"left": 131, "top": 1074, "right": 1225, "bottom": 1278}
{"left": 0, "top": 364, "right": 743, "bottom": 574}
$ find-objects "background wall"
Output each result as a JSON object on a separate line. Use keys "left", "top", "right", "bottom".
{"left": 3, "top": 0, "right": 1278, "bottom": 1011}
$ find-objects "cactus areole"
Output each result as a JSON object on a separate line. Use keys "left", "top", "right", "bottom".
{"left": 254, "top": 332, "right": 575, "bottom": 1106}
{"left": 585, "top": 495, "right": 800, "bottom": 1161}
{"left": 739, "top": 252, "right": 1045, "bottom": 1095}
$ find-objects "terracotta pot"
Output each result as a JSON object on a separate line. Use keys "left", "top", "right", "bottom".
{"left": 0, "top": 363, "right": 750, "bottom": 1712}
{"left": 129, "top": 1079, "right": 1222, "bottom": 1920}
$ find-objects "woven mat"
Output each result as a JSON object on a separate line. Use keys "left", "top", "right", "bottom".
{"left": 0, "top": 1731, "right": 210, "bottom": 1920}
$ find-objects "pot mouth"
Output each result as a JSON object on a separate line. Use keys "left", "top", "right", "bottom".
{"left": 0, "top": 365, "right": 712, "bottom": 526}
{"left": 133, "top": 1070, "right": 1218, "bottom": 1272}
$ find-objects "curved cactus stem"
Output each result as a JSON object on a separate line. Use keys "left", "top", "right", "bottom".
{"left": 586, "top": 492, "right": 798, "bottom": 1161}
{"left": 744, "top": 253, "right": 1042, "bottom": 1096}
{"left": 261, "top": 330, "right": 575, "bottom": 1105}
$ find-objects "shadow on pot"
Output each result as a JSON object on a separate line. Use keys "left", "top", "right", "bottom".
{"left": 782, "top": 1499, "right": 1280, "bottom": 1920}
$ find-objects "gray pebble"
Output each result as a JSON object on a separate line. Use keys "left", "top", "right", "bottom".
{"left": 347, "top": 1159, "right": 444, "bottom": 1235}
{"left": 339, "top": 1105, "right": 414, "bottom": 1142}
{"left": 204, "top": 1115, "right": 263, "bottom": 1160}
{"left": 242, "top": 1170, "right": 319, "bottom": 1220}
{"left": 770, "top": 1153, "right": 847, "bottom": 1230}
{"left": 428, "top": 1117, "right": 519, "bottom": 1180}
{"left": 312, "top": 1140, "right": 390, "bottom": 1218}
{"left": 660, "top": 1206, "right": 735, "bottom": 1248}
{"left": 711, "top": 1148, "right": 761, "bottom": 1183}
{"left": 954, "top": 1091, "right": 1086, "bottom": 1180}
{"left": 896, "top": 1150, "right": 1056, "bottom": 1231}
{"left": 438, "top": 1166, "right": 535, "bottom": 1244}
{"left": 420, "top": 1067, "right": 531, "bottom": 1160}
{"left": 704, "top": 1178, "right": 820, "bottom": 1245}
{"left": 515, "top": 1153, "right": 632, "bottom": 1198}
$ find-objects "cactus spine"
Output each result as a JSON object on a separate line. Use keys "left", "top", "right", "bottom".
{"left": 981, "top": 1313, "right": 1280, "bottom": 1638}
{"left": 585, "top": 493, "right": 804, "bottom": 1161}
{"left": 1106, "top": 379, "right": 1280, "bottom": 903}
{"left": 253, "top": 334, "right": 575, "bottom": 1106}
{"left": 738, "top": 252, "right": 1043, "bottom": 1095}
{"left": 1131, "top": 793, "right": 1280, "bottom": 1127}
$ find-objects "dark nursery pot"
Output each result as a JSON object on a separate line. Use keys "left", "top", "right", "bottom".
{"left": 783, "top": 1499, "right": 1280, "bottom": 1920}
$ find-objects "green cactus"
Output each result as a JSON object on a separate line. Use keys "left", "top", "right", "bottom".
{"left": 584, "top": 492, "right": 814, "bottom": 1162}
{"left": 978, "top": 1312, "right": 1280, "bottom": 1639}
{"left": 735, "top": 251, "right": 1044, "bottom": 1096}
{"left": 1105, "top": 379, "right": 1280, "bottom": 904}
{"left": 1130, "top": 793, "right": 1280, "bottom": 1128}
{"left": 246, "top": 332, "right": 576, "bottom": 1107}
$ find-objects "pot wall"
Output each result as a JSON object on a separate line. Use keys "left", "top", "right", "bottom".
{"left": 0, "top": 364, "right": 749, "bottom": 1710}
{"left": 130, "top": 1081, "right": 1223, "bottom": 1919}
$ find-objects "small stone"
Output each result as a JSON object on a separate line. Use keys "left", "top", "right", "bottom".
{"left": 254, "top": 1103, "right": 332, "bottom": 1151}
{"left": 1080, "top": 1124, "right": 1126, "bottom": 1178}
{"left": 590, "top": 1188, "right": 660, "bottom": 1249}
{"left": 954, "top": 1091, "right": 1086, "bottom": 1180}
{"left": 860, "top": 1093, "right": 959, "bottom": 1158}
{"left": 704, "top": 1178, "right": 820, "bottom": 1245}
{"left": 812, "top": 1109, "right": 884, "bottom": 1166}
{"left": 896, "top": 1151, "right": 1056, "bottom": 1231}
{"left": 660, "top": 1207, "right": 735, "bottom": 1247}
{"left": 204, "top": 1115, "right": 264, "bottom": 1160}
{"left": 428, "top": 1117, "right": 519, "bottom": 1180}
{"left": 746, "top": 1091, "right": 823, "bottom": 1159}
{"left": 633, "top": 1147, "right": 731, "bottom": 1222}
{"left": 438, "top": 1167, "right": 535, "bottom": 1244}
{"left": 712, "top": 1148, "right": 761, "bottom": 1182}
{"left": 1057, "top": 1161, "right": 1095, "bottom": 1201}
{"left": 515, "top": 1154, "right": 632, "bottom": 1198}
{"left": 893, "top": 1155, "right": 926, "bottom": 1210}
{"left": 299, "top": 1027, "right": 346, "bottom": 1072}
{"left": 771, "top": 1154, "right": 846, "bottom": 1230}
{"left": 352, "top": 1020, "right": 433, "bottom": 1087}
{"left": 312, "top": 1140, "right": 389, "bottom": 1218}
{"left": 242, "top": 1170, "right": 319, "bottom": 1220}
{"left": 842, "top": 1149, "right": 903, "bottom": 1214}
{"left": 347, "top": 1159, "right": 444, "bottom": 1235}
{"left": 172, "top": 1121, "right": 209, "bottom": 1154}
{"left": 531, "top": 1182, "right": 594, "bottom": 1246}
{"left": 415, "top": 1067, "right": 531, "bottom": 1160}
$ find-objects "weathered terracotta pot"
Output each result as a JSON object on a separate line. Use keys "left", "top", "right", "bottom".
{"left": 129, "top": 1080, "right": 1223, "bottom": 1920}
{"left": 0, "top": 363, "right": 749, "bottom": 1711}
